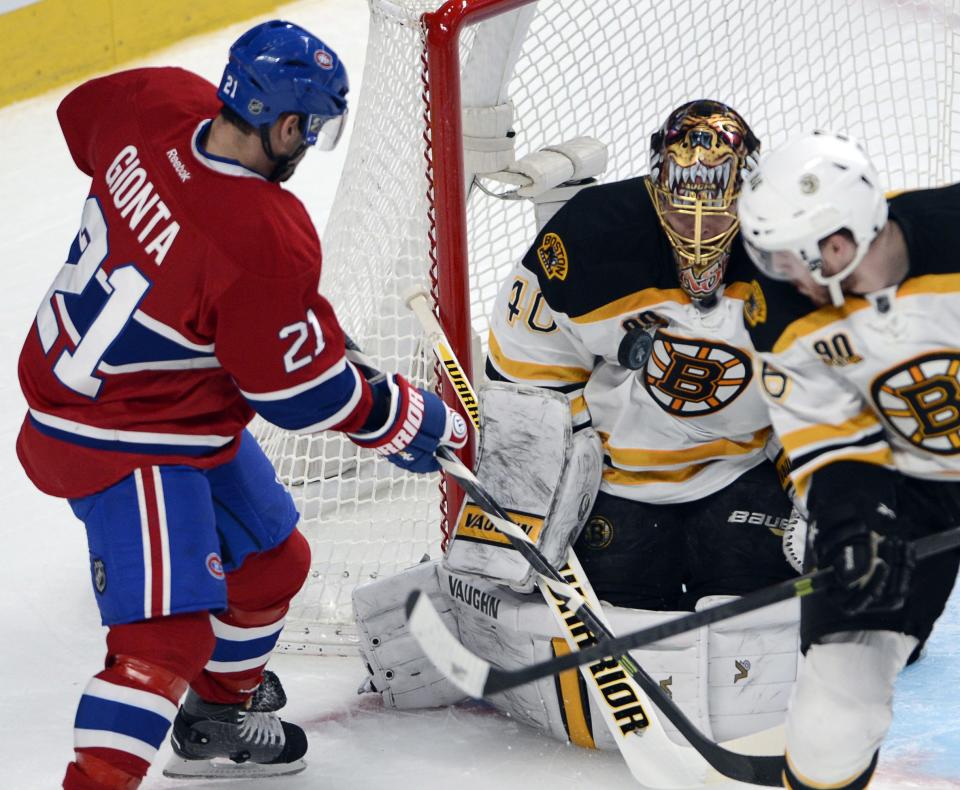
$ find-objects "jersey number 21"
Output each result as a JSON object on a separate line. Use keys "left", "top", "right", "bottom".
{"left": 35, "top": 197, "right": 151, "bottom": 398}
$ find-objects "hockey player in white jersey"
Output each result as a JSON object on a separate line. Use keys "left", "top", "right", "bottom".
{"left": 354, "top": 101, "right": 803, "bottom": 759}
{"left": 738, "top": 130, "right": 960, "bottom": 789}
{"left": 483, "top": 100, "right": 796, "bottom": 612}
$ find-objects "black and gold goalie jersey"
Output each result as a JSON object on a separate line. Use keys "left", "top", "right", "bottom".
{"left": 487, "top": 176, "right": 774, "bottom": 505}
{"left": 746, "top": 184, "right": 960, "bottom": 505}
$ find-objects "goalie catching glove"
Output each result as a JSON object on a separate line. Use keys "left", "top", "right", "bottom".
{"left": 350, "top": 373, "right": 467, "bottom": 473}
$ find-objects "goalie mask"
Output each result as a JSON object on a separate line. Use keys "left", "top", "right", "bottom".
{"left": 648, "top": 100, "right": 760, "bottom": 301}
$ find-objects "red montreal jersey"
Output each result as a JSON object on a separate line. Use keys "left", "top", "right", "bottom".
{"left": 17, "top": 67, "right": 373, "bottom": 498}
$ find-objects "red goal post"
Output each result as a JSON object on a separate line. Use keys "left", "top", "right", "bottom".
{"left": 423, "top": 0, "right": 546, "bottom": 542}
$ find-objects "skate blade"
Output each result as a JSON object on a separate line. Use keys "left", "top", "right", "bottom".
{"left": 162, "top": 755, "right": 306, "bottom": 779}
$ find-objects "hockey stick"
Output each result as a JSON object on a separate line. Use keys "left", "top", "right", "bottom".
{"left": 410, "top": 517, "right": 960, "bottom": 697}
{"left": 429, "top": 447, "right": 787, "bottom": 786}
{"left": 403, "top": 292, "right": 719, "bottom": 786}
{"left": 405, "top": 289, "right": 481, "bottom": 433}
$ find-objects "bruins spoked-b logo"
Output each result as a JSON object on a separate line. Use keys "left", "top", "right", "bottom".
{"left": 582, "top": 515, "right": 614, "bottom": 550}
{"left": 872, "top": 351, "right": 960, "bottom": 454}
{"left": 645, "top": 332, "right": 752, "bottom": 416}
{"left": 537, "top": 232, "right": 569, "bottom": 281}
{"left": 743, "top": 280, "right": 767, "bottom": 328}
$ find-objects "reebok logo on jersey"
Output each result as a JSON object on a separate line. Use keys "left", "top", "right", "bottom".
{"left": 165, "top": 148, "right": 191, "bottom": 182}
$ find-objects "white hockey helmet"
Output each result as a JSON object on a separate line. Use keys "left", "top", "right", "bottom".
{"left": 738, "top": 131, "right": 888, "bottom": 306}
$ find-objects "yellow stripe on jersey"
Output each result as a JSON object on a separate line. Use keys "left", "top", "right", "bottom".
{"left": 568, "top": 281, "right": 758, "bottom": 327}
{"left": 603, "top": 463, "right": 712, "bottom": 486}
{"left": 772, "top": 274, "right": 960, "bottom": 355}
{"left": 551, "top": 638, "right": 596, "bottom": 750}
{"left": 884, "top": 188, "right": 915, "bottom": 200}
{"left": 599, "top": 428, "right": 769, "bottom": 468}
{"left": 570, "top": 395, "right": 589, "bottom": 415}
{"left": 488, "top": 332, "right": 591, "bottom": 384}
{"left": 791, "top": 446, "right": 894, "bottom": 501}
{"left": 899, "top": 273, "right": 960, "bottom": 297}
{"left": 779, "top": 408, "right": 881, "bottom": 457}
{"left": 722, "top": 281, "right": 755, "bottom": 301}
{"left": 772, "top": 301, "right": 870, "bottom": 354}
{"left": 568, "top": 288, "right": 690, "bottom": 324}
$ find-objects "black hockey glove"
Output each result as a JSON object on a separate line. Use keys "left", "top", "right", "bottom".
{"left": 814, "top": 510, "right": 916, "bottom": 616}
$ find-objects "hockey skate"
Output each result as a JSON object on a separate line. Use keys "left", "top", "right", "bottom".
{"left": 163, "top": 675, "right": 306, "bottom": 779}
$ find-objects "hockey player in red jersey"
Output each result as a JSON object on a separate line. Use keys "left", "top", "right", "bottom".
{"left": 739, "top": 131, "right": 960, "bottom": 789}
{"left": 16, "top": 19, "right": 466, "bottom": 790}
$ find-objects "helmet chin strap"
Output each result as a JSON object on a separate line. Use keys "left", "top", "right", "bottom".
{"left": 811, "top": 242, "right": 871, "bottom": 308}
{"left": 259, "top": 126, "right": 308, "bottom": 182}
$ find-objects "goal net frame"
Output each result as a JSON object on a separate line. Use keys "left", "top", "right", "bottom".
{"left": 259, "top": 0, "right": 958, "bottom": 655}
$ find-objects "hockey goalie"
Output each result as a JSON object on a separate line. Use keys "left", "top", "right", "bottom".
{"left": 353, "top": 102, "right": 804, "bottom": 778}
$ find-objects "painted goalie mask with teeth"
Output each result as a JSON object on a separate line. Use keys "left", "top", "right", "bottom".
{"left": 647, "top": 100, "right": 760, "bottom": 301}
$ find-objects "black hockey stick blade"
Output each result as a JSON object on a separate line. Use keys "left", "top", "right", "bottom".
{"left": 474, "top": 524, "right": 960, "bottom": 697}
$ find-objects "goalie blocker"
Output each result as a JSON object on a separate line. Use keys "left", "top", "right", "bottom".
{"left": 354, "top": 382, "right": 799, "bottom": 748}
{"left": 443, "top": 382, "right": 603, "bottom": 591}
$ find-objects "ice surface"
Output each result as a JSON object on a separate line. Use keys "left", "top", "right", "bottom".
{"left": 0, "top": 0, "right": 956, "bottom": 787}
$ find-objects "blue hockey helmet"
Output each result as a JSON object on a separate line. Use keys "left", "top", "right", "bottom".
{"left": 218, "top": 20, "right": 349, "bottom": 151}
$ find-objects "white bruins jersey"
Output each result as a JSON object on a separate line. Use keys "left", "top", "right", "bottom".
{"left": 747, "top": 184, "right": 960, "bottom": 504}
{"left": 487, "top": 176, "right": 775, "bottom": 505}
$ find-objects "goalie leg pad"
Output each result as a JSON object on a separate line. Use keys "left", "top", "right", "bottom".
{"left": 442, "top": 566, "right": 579, "bottom": 744}
{"left": 441, "top": 563, "right": 712, "bottom": 750}
{"left": 353, "top": 560, "right": 468, "bottom": 709}
{"left": 785, "top": 630, "right": 916, "bottom": 786}
{"left": 698, "top": 594, "right": 800, "bottom": 742}
{"left": 444, "top": 382, "right": 603, "bottom": 591}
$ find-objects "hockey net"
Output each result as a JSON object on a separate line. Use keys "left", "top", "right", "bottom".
{"left": 256, "top": 0, "right": 960, "bottom": 654}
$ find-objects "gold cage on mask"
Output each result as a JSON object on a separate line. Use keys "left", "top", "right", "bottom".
{"left": 647, "top": 179, "right": 740, "bottom": 280}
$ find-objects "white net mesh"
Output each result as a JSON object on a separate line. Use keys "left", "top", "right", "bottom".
{"left": 256, "top": 0, "right": 959, "bottom": 653}
{"left": 254, "top": 2, "right": 441, "bottom": 654}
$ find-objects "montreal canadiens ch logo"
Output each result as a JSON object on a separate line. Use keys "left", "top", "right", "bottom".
{"left": 644, "top": 332, "right": 752, "bottom": 416}
{"left": 315, "top": 49, "right": 334, "bottom": 69}
{"left": 206, "top": 553, "right": 225, "bottom": 580}
{"left": 872, "top": 350, "right": 960, "bottom": 455}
